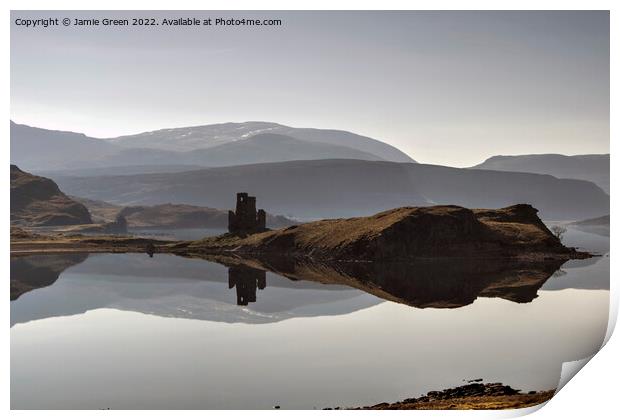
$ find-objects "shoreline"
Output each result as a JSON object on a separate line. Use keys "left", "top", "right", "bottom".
{"left": 10, "top": 238, "right": 592, "bottom": 262}
{"left": 10, "top": 234, "right": 593, "bottom": 262}
{"left": 11, "top": 204, "right": 594, "bottom": 261}
{"left": 340, "top": 383, "right": 555, "bottom": 410}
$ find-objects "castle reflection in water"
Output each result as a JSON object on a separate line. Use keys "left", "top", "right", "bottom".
{"left": 228, "top": 266, "right": 266, "bottom": 306}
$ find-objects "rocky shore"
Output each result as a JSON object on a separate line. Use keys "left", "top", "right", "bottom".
{"left": 10, "top": 227, "right": 171, "bottom": 255}
{"left": 328, "top": 383, "right": 555, "bottom": 410}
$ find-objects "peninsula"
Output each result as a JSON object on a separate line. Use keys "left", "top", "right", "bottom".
{"left": 172, "top": 203, "right": 589, "bottom": 262}
{"left": 12, "top": 202, "right": 590, "bottom": 262}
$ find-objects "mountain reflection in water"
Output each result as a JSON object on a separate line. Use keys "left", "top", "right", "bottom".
{"left": 11, "top": 251, "right": 577, "bottom": 321}
{"left": 10, "top": 227, "right": 609, "bottom": 409}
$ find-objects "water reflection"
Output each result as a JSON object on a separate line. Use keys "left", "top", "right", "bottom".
{"left": 11, "top": 251, "right": 587, "bottom": 322}
{"left": 206, "top": 255, "right": 566, "bottom": 309}
{"left": 228, "top": 266, "right": 266, "bottom": 306}
{"left": 10, "top": 253, "right": 88, "bottom": 301}
{"left": 10, "top": 226, "right": 610, "bottom": 409}
{"left": 10, "top": 253, "right": 373, "bottom": 326}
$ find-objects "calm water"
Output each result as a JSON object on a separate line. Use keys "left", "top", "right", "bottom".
{"left": 128, "top": 227, "right": 227, "bottom": 241}
{"left": 10, "top": 227, "right": 609, "bottom": 409}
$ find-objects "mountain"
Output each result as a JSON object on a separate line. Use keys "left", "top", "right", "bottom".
{"left": 10, "top": 121, "right": 117, "bottom": 171}
{"left": 471, "top": 154, "right": 610, "bottom": 193}
{"left": 52, "top": 159, "right": 609, "bottom": 221}
{"left": 105, "top": 121, "right": 284, "bottom": 151}
{"left": 10, "top": 165, "right": 93, "bottom": 226}
{"left": 41, "top": 164, "right": 207, "bottom": 178}
{"left": 176, "top": 133, "right": 384, "bottom": 165}
{"left": 272, "top": 126, "right": 412, "bottom": 162}
{"left": 104, "top": 121, "right": 414, "bottom": 162}
{"left": 11, "top": 121, "right": 413, "bottom": 172}
{"left": 96, "top": 133, "right": 385, "bottom": 168}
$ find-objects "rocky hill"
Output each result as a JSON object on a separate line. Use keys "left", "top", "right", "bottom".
{"left": 178, "top": 204, "right": 585, "bottom": 262}
{"left": 10, "top": 165, "right": 93, "bottom": 226}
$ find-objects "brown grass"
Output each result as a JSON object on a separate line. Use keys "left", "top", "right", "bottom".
{"left": 364, "top": 391, "right": 555, "bottom": 410}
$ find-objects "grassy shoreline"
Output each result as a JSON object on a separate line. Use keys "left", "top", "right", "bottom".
{"left": 343, "top": 383, "right": 555, "bottom": 410}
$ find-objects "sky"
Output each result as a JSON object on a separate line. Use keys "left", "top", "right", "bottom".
{"left": 10, "top": 11, "right": 609, "bottom": 167}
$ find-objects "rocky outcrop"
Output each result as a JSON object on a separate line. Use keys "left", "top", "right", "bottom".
{"left": 10, "top": 165, "right": 93, "bottom": 226}
{"left": 352, "top": 383, "right": 554, "bottom": 410}
{"left": 182, "top": 204, "right": 586, "bottom": 262}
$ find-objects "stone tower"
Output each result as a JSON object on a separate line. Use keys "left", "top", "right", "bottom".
{"left": 228, "top": 192, "right": 267, "bottom": 234}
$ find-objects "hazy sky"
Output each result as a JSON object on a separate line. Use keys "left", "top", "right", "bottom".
{"left": 11, "top": 11, "right": 609, "bottom": 166}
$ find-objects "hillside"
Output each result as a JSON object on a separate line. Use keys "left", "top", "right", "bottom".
{"left": 11, "top": 121, "right": 413, "bottom": 172}
{"left": 472, "top": 154, "right": 610, "bottom": 193}
{"left": 53, "top": 159, "right": 610, "bottom": 221}
{"left": 177, "top": 204, "right": 584, "bottom": 261}
{"left": 10, "top": 121, "right": 117, "bottom": 171}
{"left": 10, "top": 165, "right": 93, "bottom": 226}
{"left": 71, "top": 198, "right": 295, "bottom": 229}
{"left": 42, "top": 164, "right": 207, "bottom": 178}
{"left": 105, "top": 121, "right": 414, "bottom": 162}
{"left": 179, "top": 133, "right": 384, "bottom": 166}
{"left": 117, "top": 203, "right": 294, "bottom": 229}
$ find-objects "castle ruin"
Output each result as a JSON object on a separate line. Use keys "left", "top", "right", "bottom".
{"left": 228, "top": 192, "right": 266, "bottom": 234}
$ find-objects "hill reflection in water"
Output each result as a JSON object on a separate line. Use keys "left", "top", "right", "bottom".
{"left": 10, "top": 231, "right": 609, "bottom": 409}
{"left": 10, "top": 250, "right": 591, "bottom": 327}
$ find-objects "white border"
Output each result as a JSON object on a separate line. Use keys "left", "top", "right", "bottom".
{"left": 3, "top": 2, "right": 616, "bottom": 420}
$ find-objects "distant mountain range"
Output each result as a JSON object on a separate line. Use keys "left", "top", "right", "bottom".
{"left": 11, "top": 121, "right": 414, "bottom": 172}
{"left": 11, "top": 121, "right": 609, "bottom": 223}
{"left": 53, "top": 159, "right": 609, "bottom": 221}
{"left": 472, "top": 154, "right": 609, "bottom": 193}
